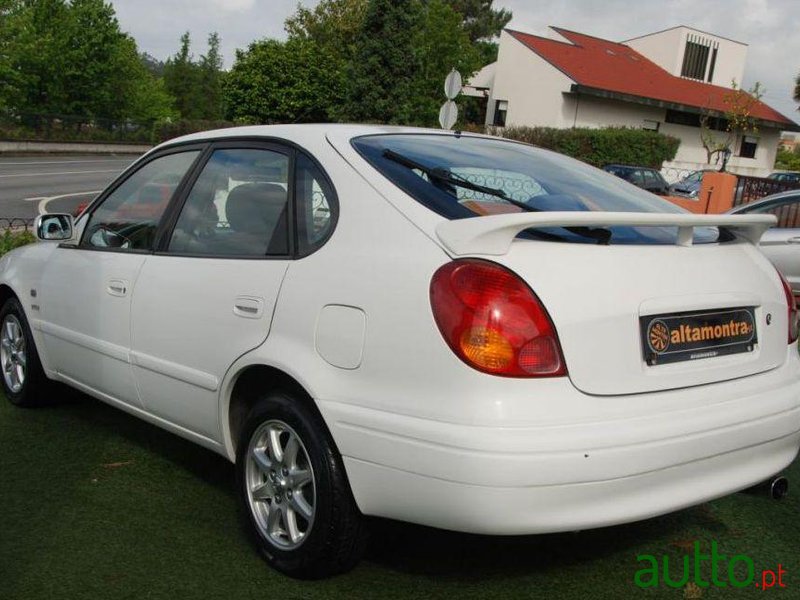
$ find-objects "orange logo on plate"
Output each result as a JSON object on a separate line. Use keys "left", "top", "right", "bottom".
{"left": 648, "top": 320, "right": 670, "bottom": 353}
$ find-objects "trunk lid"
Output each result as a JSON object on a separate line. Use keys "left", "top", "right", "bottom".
{"left": 437, "top": 213, "right": 786, "bottom": 395}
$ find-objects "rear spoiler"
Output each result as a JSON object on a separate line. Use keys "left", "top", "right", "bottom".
{"left": 435, "top": 211, "right": 777, "bottom": 256}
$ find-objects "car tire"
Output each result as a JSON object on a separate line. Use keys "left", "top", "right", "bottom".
{"left": 236, "top": 390, "right": 368, "bottom": 579}
{"left": 0, "top": 296, "right": 51, "bottom": 407}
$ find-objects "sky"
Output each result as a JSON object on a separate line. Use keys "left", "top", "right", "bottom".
{"left": 109, "top": 0, "right": 799, "bottom": 126}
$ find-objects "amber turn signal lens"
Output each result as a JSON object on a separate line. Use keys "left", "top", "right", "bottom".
{"left": 459, "top": 327, "right": 515, "bottom": 372}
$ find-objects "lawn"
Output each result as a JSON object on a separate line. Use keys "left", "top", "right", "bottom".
{"left": 0, "top": 392, "right": 797, "bottom": 599}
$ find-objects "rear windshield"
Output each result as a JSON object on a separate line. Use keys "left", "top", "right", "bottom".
{"left": 353, "top": 134, "right": 721, "bottom": 245}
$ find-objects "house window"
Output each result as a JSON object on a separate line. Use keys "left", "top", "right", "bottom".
{"left": 739, "top": 135, "right": 758, "bottom": 159}
{"left": 665, "top": 109, "right": 728, "bottom": 131}
{"left": 680, "top": 35, "right": 719, "bottom": 82}
{"left": 493, "top": 100, "right": 507, "bottom": 127}
{"left": 707, "top": 47, "right": 718, "bottom": 82}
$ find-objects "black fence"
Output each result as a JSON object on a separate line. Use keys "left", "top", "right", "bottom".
{"left": 0, "top": 218, "right": 34, "bottom": 231}
{"left": 732, "top": 176, "right": 800, "bottom": 207}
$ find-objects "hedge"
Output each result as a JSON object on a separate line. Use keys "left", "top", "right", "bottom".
{"left": 487, "top": 126, "right": 680, "bottom": 169}
{"left": 0, "top": 117, "right": 238, "bottom": 146}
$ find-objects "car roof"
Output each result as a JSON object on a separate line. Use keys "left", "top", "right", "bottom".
{"left": 152, "top": 123, "right": 468, "bottom": 153}
{"left": 604, "top": 164, "right": 655, "bottom": 171}
{"left": 728, "top": 189, "right": 800, "bottom": 213}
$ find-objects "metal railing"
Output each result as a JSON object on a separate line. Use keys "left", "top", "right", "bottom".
{"left": 732, "top": 176, "right": 800, "bottom": 207}
{"left": 0, "top": 218, "right": 34, "bottom": 231}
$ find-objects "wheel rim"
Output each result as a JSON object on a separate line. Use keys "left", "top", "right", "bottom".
{"left": 1, "top": 315, "right": 26, "bottom": 394}
{"left": 244, "top": 419, "right": 316, "bottom": 550}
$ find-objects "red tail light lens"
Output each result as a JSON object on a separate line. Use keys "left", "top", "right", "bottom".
{"left": 430, "top": 259, "right": 567, "bottom": 377}
{"left": 777, "top": 270, "right": 799, "bottom": 344}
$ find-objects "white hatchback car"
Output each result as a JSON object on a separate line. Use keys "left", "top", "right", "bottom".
{"left": 2, "top": 125, "right": 799, "bottom": 578}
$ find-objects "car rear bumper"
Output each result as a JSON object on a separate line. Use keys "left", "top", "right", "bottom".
{"left": 320, "top": 348, "right": 800, "bottom": 534}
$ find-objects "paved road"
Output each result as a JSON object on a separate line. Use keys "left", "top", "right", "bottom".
{"left": 0, "top": 154, "right": 140, "bottom": 219}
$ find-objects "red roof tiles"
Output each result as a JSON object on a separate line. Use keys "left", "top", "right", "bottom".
{"left": 506, "top": 27, "right": 795, "bottom": 127}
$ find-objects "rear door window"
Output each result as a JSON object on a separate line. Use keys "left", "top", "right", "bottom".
{"left": 168, "top": 148, "right": 290, "bottom": 257}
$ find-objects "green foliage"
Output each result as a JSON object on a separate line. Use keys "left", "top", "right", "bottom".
{"left": 700, "top": 80, "right": 764, "bottom": 163}
{"left": 794, "top": 72, "right": 800, "bottom": 106}
{"left": 0, "top": 0, "right": 175, "bottom": 132}
{"left": 339, "top": 0, "right": 419, "bottom": 123}
{"left": 775, "top": 148, "right": 800, "bottom": 171}
{"left": 163, "top": 32, "right": 226, "bottom": 121}
{"left": 492, "top": 126, "right": 681, "bottom": 169}
{"left": 406, "top": 0, "right": 482, "bottom": 126}
{"left": 224, "top": 0, "right": 502, "bottom": 126}
{"left": 0, "top": 229, "right": 35, "bottom": 256}
{"left": 337, "top": 0, "right": 482, "bottom": 125}
{"left": 284, "top": 0, "right": 367, "bottom": 61}
{"left": 224, "top": 37, "right": 342, "bottom": 124}
{"left": 446, "top": 0, "right": 512, "bottom": 42}
{"left": 198, "top": 33, "right": 225, "bottom": 121}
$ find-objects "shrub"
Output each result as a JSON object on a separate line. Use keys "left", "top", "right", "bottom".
{"left": 0, "top": 230, "right": 35, "bottom": 256}
{"left": 486, "top": 126, "right": 680, "bottom": 169}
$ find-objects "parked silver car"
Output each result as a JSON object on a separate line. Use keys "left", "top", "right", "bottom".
{"left": 729, "top": 190, "right": 800, "bottom": 301}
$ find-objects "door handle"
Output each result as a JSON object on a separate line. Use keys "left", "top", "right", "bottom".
{"left": 107, "top": 279, "right": 128, "bottom": 297}
{"left": 233, "top": 296, "right": 264, "bottom": 319}
{"left": 787, "top": 237, "right": 800, "bottom": 244}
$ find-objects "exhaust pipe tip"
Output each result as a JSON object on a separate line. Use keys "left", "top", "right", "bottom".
{"left": 770, "top": 476, "right": 789, "bottom": 500}
{"left": 741, "top": 475, "right": 788, "bottom": 500}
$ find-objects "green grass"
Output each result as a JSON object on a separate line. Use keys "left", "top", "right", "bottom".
{"left": 0, "top": 392, "right": 797, "bottom": 599}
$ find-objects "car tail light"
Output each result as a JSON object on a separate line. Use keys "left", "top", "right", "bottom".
{"left": 777, "top": 270, "right": 799, "bottom": 344}
{"left": 430, "top": 259, "right": 567, "bottom": 377}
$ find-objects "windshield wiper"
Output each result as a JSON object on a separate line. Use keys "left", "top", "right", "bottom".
{"left": 382, "top": 148, "right": 612, "bottom": 245}
{"left": 383, "top": 148, "right": 518, "bottom": 204}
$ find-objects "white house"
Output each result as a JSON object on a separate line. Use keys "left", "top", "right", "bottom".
{"left": 466, "top": 26, "right": 799, "bottom": 178}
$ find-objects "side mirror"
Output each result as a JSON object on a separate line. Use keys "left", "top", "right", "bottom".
{"left": 35, "top": 214, "right": 74, "bottom": 241}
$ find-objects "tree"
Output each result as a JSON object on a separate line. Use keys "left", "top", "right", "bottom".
{"left": 699, "top": 81, "right": 764, "bottom": 164}
{"left": 7, "top": 0, "right": 72, "bottom": 119}
{"left": 284, "top": 0, "right": 367, "bottom": 59}
{"left": 224, "top": 37, "right": 342, "bottom": 124}
{"left": 1, "top": 0, "right": 173, "bottom": 128}
{"left": 140, "top": 52, "right": 166, "bottom": 78}
{"left": 340, "top": 0, "right": 421, "bottom": 123}
{"left": 794, "top": 72, "right": 800, "bottom": 109}
{"left": 164, "top": 32, "right": 202, "bottom": 119}
{"left": 164, "top": 31, "right": 225, "bottom": 120}
{"left": 446, "top": 0, "right": 512, "bottom": 42}
{"left": 198, "top": 32, "right": 225, "bottom": 120}
{"left": 0, "top": 0, "right": 27, "bottom": 112}
{"left": 407, "top": 0, "right": 482, "bottom": 126}
{"left": 61, "top": 0, "right": 147, "bottom": 121}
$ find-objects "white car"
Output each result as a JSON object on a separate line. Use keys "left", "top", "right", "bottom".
{"left": 1, "top": 125, "right": 799, "bottom": 579}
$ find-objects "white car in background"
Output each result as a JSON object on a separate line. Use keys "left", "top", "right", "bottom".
{"left": 1, "top": 125, "right": 798, "bottom": 579}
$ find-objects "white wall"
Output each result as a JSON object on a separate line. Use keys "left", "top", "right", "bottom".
{"left": 488, "top": 30, "right": 575, "bottom": 128}
{"left": 626, "top": 26, "right": 747, "bottom": 88}
{"left": 625, "top": 27, "right": 684, "bottom": 76}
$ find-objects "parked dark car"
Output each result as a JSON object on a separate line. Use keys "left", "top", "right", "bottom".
{"left": 669, "top": 169, "right": 716, "bottom": 198}
{"left": 768, "top": 172, "right": 800, "bottom": 185}
{"left": 602, "top": 164, "right": 669, "bottom": 195}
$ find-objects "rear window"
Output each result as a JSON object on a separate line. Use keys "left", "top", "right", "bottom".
{"left": 353, "top": 134, "right": 721, "bottom": 245}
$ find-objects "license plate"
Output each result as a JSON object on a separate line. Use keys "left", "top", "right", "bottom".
{"left": 640, "top": 307, "right": 757, "bottom": 366}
